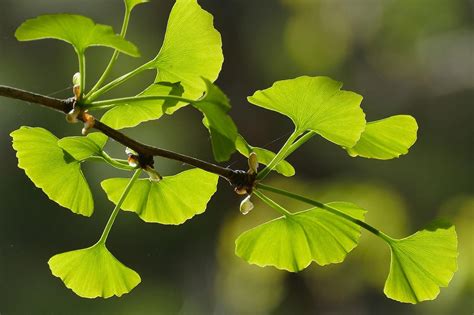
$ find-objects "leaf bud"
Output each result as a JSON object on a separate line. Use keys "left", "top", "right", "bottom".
{"left": 73, "top": 84, "right": 81, "bottom": 100}
{"left": 72, "top": 72, "right": 81, "bottom": 86}
{"left": 234, "top": 186, "right": 247, "bottom": 195}
{"left": 81, "top": 113, "right": 95, "bottom": 135}
{"left": 240, "top": 195, "right": 254, "bottom": 215}
{"left": 65, "top": 107, "right": 80, "bottom": 123}
{"left": 248, "top": 152, "right": 259, "bottom": 174}
{"left": 126, "top": 147, "right": 139, "bottom": 167}
{"left": 125, "top": 147, "right": 138, "bottom": 156}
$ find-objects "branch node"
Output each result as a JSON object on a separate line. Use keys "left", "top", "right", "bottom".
{"left": 230, "top": 170, "right": 257, "bottom": 195}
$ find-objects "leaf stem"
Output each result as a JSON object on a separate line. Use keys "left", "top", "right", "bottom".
{"left": 98, "top": 168, "right": 142, "bottom": 244}
{"left": 86, "top": 6, "right": 132, "bottom": 98}
{"left": 257, "top": 129, "right": 301, "bottom": 180}
{"left": 284, "top": 131, "right": 315, "bottom": 159}
{"left": 253, "top": 190, "right": 292, "bottom": 217}
{"left": 85, "top": 60, "right": 154, "bottom": 102}
{"left": 86, "top": 153, "right": 135, "bottom": 171}
{"left": 77, "top": 51, "right": 86, "bottom": 99}
{"left": 256, "top": 183, "right": 394, "bottom": 243}
{"left": 86, "top": 95, "right": 195, "bottom": 110}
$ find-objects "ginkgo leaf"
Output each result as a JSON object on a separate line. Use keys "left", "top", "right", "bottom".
{"left": 125, "top": 0, "right": 149, "bottom": 12}
{"left": 347, "top": 115, "right": 418, "bottom": 160}
{"left": 150, "top": 0, "right": 223, "bottom": 99}
{"left": 11, "top": 127, "right": 93, "bottom": 216}
{"left": 15, "top": 14, "right": 140, "bottom": 56}
{"left": 235, "top": 202, "right": 366, "bottom": 272}
{"left": 58, "top": 133, "right": 108, "bottom": 161}
{"left": 384, "top": 220, "right": 458, "bottom": 304}
{"left": 248, "top": 76, "right": 366, "bottom": 148}
{"left": 48, "top": 243, "right": 141, "bottom": 299}
{"left": 235, "top": 135, "right": 295, "bottom": 177}
{"left": 101, "top": 82, "right": 184, "bottom": 129}
{"left": 101, "top": 169, "right": 218, "bottom": 225}
{"left": 193, "top": 79, "right": 238, "bottom": 162}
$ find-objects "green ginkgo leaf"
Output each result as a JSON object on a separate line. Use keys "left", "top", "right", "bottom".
{"left": 11, "top": 127, "right": 93, "bottom": 216}
{"left": 125, "top": 0, "right": 149, "bottom": 12}
{"left": 248, "top": 76, "right": 366, "bottom": 148}
{"left": 101, "top": 82, "right": 184, "bottom": 129}
{"left": 15, "top": 14, "right": 140, "bottom": 56}
{"left": 347, "top": 115, "right": 418, "bottom": 160}
{"left": 48, "top": 243, "right": 141, "bottom": 299}
{"left": 101, "top": 169, "right": 218, "bottom": 225}
{"left": 58, "top": 133, "right": 108, "bottom": 161}
{"left": 193, "top": 79, "right": 238, "bottom": 162}
{"left": 384, "top": 220, "right": 458, "bottom": 304}
{"left": 235, "top": 202, "right": 366, "bottom": 272}
{"left": 235, "top": 135, "right": 295, "bottom": 177}
{"left": 150, "top": 0, "right": 223, "bottom": 99}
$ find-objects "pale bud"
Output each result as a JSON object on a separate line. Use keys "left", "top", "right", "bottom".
{"left": 234, "top": 186, "right": 247, "bottom": 195}
{"left": 72, "top": 72, "right": 81, "bottom": 86}
{"left": 127, "top": 156, "right": 138, "bottom": 168}
{"left": 81, "top": 114, "right": 95, "bottom": 135}
{"left": 126, "top": 147, "right": 139, "bottom": 167}
{"left": 125, "top": 147, "right": 138, "bottom": 156}
{"left": 240, "top": 195, "right": 254, "bottom": 215}
{"left": 248, "top": 152, "right": 259, "bottom": 174}
{"left": 65, "top": 107, "right": 80, "bottom": 123}
{"left": 73, "top": 84, "right": 81, "bottom": 100}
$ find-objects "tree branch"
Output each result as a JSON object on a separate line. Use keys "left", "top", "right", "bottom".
{"left": 0, "top": 85, "right": 253, "bottom": 188}
{"left": 0, "top": 85, "right": 74, "bottom": 113}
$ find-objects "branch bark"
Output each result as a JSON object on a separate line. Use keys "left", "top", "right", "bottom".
{"left": 0, "top": 85, "right": 253, "bottom": 188}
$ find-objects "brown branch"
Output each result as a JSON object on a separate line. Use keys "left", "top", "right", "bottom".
{"left": 0, "top": 85, "right": 74, "bottom": 113}
{"left": 0, "top": 85, "right": 254, "bottom": 189}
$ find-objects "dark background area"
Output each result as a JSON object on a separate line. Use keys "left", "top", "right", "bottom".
{"left": 0, "top": 0, "right": 473, "bottom": 314}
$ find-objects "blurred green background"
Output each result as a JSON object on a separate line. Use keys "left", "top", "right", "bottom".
{"left": 0, "top": 0, "right": 473, "bottom": 314}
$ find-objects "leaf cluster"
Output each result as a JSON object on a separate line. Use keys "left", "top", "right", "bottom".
{"left": 6, "top": 0, "right": 457, "bottom": 303}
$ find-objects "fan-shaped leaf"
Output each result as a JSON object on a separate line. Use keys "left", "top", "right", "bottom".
{"left": 384, "top": 220, "right": 458, "bottom": 303}
{"left": 235, "top": 202, "right": 366, "bottom": 272}
{"left": 49, "top": 243, "right": 141, "bottom": 299}
{"left": 347, "top": 115, "right": 418, "bottom": 160}
{"left": 15, "top": 14, "right": 139, "bottom": 56}
{"left": 193, "top": 79, "right": 238, "bottom": 162}
{"left": 58, "top": 133, "right": 108, "bottom": 161}
{"left": 101, "top": 169, "right": 218, "bottom": 225}
{"left": 150, "top": 0, "right": 223, "bottom": 99}
{"left": 11, "top": 127, "right": 93, "bottom": 216}
{"left": 101, "top": 82, "right": 184, "bottom": 129}
{"left": 248, "top": 76, "right": 366, "bottom": 148}
{"left": 235, "top": 135, "right": 295, "bottom": 177}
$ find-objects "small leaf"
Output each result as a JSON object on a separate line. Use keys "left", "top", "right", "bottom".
{"left": 48, "top": 243, "right": 141, "bottom": 299}
{"left": 235, "top": 135, "right": 295, "bottom": 177}
{"left": 11, "top": 127, "right": 93, "bottom": 216}
{"left": 150, "top": 0, "right": 223, "bottom": 99}
{"left": 125, "top": 0, "right": 149, "bottom": 12}
{"left": 193, "top": 79, "right": 238, "bottom": 162}
{"left": 15, "top": 14, "right": 140, "bottom": 56}
{"left": 248, "top": 76, "right": 366, "bottom": 148}
{"left": 384, "top": 220, "right": 458, "bottom": 304}
{"left": 347, "top": 115, "right": 418, "bottom": 160}
{"left": 101, "top": 169, "right": 218, "bottom": 225}
{"left": 101, "top": 82, "right": 184, "bottom": 129}
{"left": 58, "top": 133, "right": 108, "bottom": 161}
{"left": 235, "top": 202, "right": 366, "bottom": 272}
